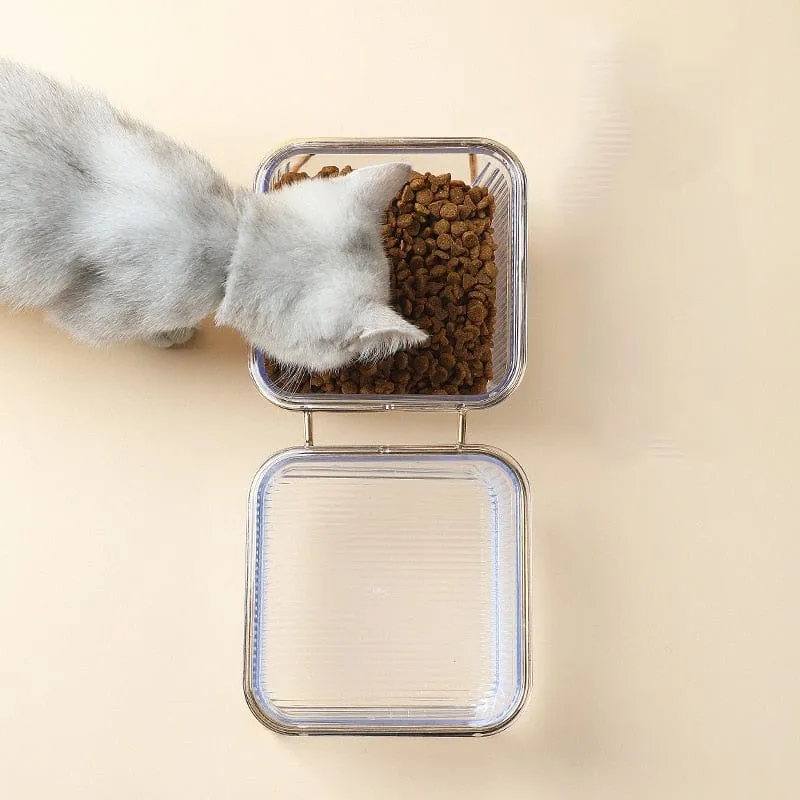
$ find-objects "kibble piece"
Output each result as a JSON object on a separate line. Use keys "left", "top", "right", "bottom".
{"left": 415, "top": 188, "right": 434, "bottom": 205}
{"left": 462, "top": 231, "right": 479, "bottom": 248}
{"left": 449, "top": 186, "right": 466, "bottom": 204}
{"left": 441, "top": 202, "right": 459, "bottom": 221}
{"left": 467, "top": 300, "right": 488, "bottom": 324}
{"left": 436, "top": 233, "right": 453, "bottom": 250}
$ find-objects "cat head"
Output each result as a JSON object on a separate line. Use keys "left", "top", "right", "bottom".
{"left": 216, "top": 163, "right": 428, "bottom": 373}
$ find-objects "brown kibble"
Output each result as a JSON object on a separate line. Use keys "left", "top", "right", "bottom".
{"left": 436, "top": 233, "right": 453, "bottom": 250}
{"left": 412, "top": 354, "right": 431, "bottom": 374}
{"left": 441, "top": 202, "right": 459, "bottom": 220}
{"left": 462, "top": 231, "right": 479, "bottom": 248}
{"left": 431, "top": 366, "right": 450, "bottom": 386}
{"left": 267, "top": 166, "right": 497, "bottom": 396}
{"left": 467, "top": 301, "right": 488, "bottom": 324}
{"left": 415, "top": 188, "right": 434, "bottom": 206}
{"left": 468, "top": 186, "right": 484, "bottom": 203}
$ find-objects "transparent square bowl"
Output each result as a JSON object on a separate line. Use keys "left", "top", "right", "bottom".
{"left": 244, "top": 446, "right": 530, "bottom": 735}
{"left": 249, "top": 138, "right": 528, "bottom": 412}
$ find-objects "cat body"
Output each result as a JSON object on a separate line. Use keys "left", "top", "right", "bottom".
{"left": 0, "top": 61, "right": 424, "bottom": 369}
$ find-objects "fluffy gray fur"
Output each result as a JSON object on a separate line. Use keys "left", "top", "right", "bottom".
{"left": 0, "top": 60, "right": 426, "bottom": 370}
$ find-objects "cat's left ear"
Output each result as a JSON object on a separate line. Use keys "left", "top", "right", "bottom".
{"left": 353, "top": 304, "right": 428, "bottom": 356}
{"left": 342, "top": 163, "right": 412, "bottom": 214}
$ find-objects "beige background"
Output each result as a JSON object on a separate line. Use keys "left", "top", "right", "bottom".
{"left": 1, "top": 0, "right": 799, "bottom": 797}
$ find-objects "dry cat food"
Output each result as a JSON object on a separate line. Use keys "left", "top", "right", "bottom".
{"left": 266, "top": 165, "right": 497, "bottom": 395}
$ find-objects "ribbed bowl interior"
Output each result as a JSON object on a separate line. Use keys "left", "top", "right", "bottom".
{"left": 247, "top": 448, "right": 528, "bottom": 734}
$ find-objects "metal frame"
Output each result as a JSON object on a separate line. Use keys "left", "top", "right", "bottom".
{"left": 242, "top": 137, "right": 532, "bottom": 737}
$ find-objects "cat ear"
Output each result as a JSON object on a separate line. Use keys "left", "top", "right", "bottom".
{"left": 341, "top": 163, "right": 413, "bottom": 213}
{"left": 354, "top": 304, "right": 428, "bottom": 356}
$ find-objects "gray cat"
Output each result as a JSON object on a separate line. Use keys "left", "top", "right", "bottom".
{"left": 0, "top": 60, "right": 426, "bottom": 371}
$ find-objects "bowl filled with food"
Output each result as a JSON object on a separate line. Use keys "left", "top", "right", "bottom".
{"left": 249, "top": 138, "right": 527, "bottom": 411}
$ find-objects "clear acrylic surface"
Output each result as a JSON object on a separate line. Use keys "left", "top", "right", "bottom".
{"left": 245, "top": 447, "right": 530, "bottom": 735}
{"left": 249, "top": 138, "right": 528, "bottom": 412}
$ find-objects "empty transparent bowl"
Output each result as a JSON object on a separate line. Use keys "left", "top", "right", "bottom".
{"left": 249, "top": 138, "right": 528, "bottom": 411}
{"left": 244, "top": 446, "right": 530, "bottom": 735}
